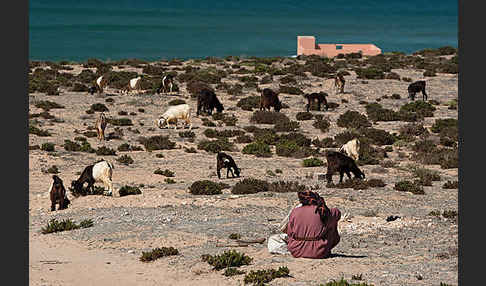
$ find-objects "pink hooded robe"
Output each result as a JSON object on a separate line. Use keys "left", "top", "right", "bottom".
{"left": 286, "top": 205, "right": 341, "bottom": 259}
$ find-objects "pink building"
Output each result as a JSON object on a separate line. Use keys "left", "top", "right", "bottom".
{"left": 297, "top": 36, "right": 381, "bottom": 58}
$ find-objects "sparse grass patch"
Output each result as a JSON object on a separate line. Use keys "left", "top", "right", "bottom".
{"left": 29, "top": 125, "right": 51, "bottom": 137}
{"left": 268, "top": 181, "right": 307, "bottom": 193}
{"left": 197, "top": 138, "right": 235, "bottom": 153}
{"left": 400, "top": 101, "right": 436, "bottom": 118}
{"left": 337, "top": 111, "right": 371, "bottom": 129}
{"left": 107, "top": 117, "right": 133, "bottom": 126}
{"left": 189, "top": 180, "right": 223, "bottom": 195}
{"left": 224, "top": 267, "right": 246, "bottom": 277}
{"left": 313, "top": 117, "right": 331, "bottom": 133}
{"left": 96, "top": 146, "right": 117, "bottom": 156}
{"left": 321, "top": 277, "right": 375, "bottom": 286}
{"left": 250, "top": 110, "right": 289, "bottom": 125}
{"left": 90, "top": 103, "right": 109, "bottom": 112}
{"left": 140, "top": 247, "right": 179, "bottom": 262}
{"left": 41, "top": 142, "right": 55, "bottom": 152}
{"left": 296, "top": 112, "right": 313, "bottom": 121}
{"left": 237, "top": 96, "right": 261, "bottom": 111}
{"left": 35, "top": 100, "right": 65, "bottom": 111}
{"left": 202, "top": 250, "right": 253, "bottom": 270}
{"left": 274, "top": 120, "right": 300, "bottom": 132}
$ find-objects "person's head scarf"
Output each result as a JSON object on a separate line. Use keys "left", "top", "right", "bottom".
{"left": 297, "top": 190, "right": 330, "bottom": 224}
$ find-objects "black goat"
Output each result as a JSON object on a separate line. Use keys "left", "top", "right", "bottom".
{"left": 260, "top": 88, "right": 282, "bottom": 112}
{"left": 303, "top": 92, "right": 329, "bottom": 112}
{"left": 325, "top": 151, "right": 365, "bottom": 184}
{"left": 217, "top": 152, "right": 240, "bottom": 179}
{"left": 196, "top": 88, "right": 224, "bottom": 115}
{"left": 407, "top": 80, "right": 428, "bottom": 101}
{"left": 49, "top": 175, "right": 70, "bottom": 211}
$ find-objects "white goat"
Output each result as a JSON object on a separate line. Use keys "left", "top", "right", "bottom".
{"left": 339, "top": 138, "right": 360, "bottom": 161}
{"left": 71, "top": 160, "right": 117, "bottom": 197}
{"left": 123, "top": 76, "right": 143, "bottom": 95}
{"left": 156, "top": 104, "right": 192, "bottom": 130}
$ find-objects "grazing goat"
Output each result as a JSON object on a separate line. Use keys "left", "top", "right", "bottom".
{"left": 303, "top": 92, "right": 329, "bottom": 112}
{"left": 338, "top": 138, "right": 360, "bottom": 161}
{"left": 407, "top": 80, "right": 428, "bottom": 101}
{"left": 325, "top": 151, "right": 365, "bottom": 184}
{"left": 156, "top": 75, "right": 175, "bottom": 94}
{"left": 156, "top": 103, "right": 192, "bottom": 130}
{"left": 260, "top": 88, "right": 282, "bottom": 112}
{"left": 123, "top": 75, "right": 143, "bottom": 95}
{"left": 49, "top": 175, "right": 70, "bottom": 211}
{"left": 71, "top": 160, "right": 116, "bottom": 196}
{"left": 216, "top": 152, "right": 240, "bottom": 179}
{"left": 90, "top": 75, "right": 109, "bottom": 95}
{"left": 96, "top": 112, "right": 107, "bottom": 141}
{"left": 196, "top": 88, "right": 224, "bottom": 116}
{"left": 334, "top": 74, "right": 345, "bottom": 94}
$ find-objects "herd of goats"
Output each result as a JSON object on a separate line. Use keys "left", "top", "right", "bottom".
{"left": 45, "top": 71, "right": 430, "bottom": 212}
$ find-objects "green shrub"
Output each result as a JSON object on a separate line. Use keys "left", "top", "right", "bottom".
{"left": 45, "top": 165, "right": 59, "bottom": 174}
{"left": 274, "top": 120, "right": 300, "bottom": 132}
{"left": 35, "top": 100, "right": 65, "bottom": 111}
{"left": 118, "top": 185, "right": 142, "bottom": 197}
{"left": 197, "top": 138, "right": 235, "bottom": 153}
{"left": 394, "top": 180, "right": 425, "bottom": 195}
{"left": 359, "top": 128, "right": 396, "bottom": 146}
{"left": 250, "top": 111, "right": 289, "bottom": 124}
{"left": 168, "top": 99, "right": 186, "bottom": 106}
{"left": 443, "top": 180, "right": 458, "bottom": 189}
{"left": 107, "top": 118, "right": 133, "bottom": 126}
{"left": 278, "top": 85, "right": 303, "bottom": 95}
{"left": 189, "top": 180, "right": 223, "bottom": 195}
{"left": 268, "top": 181, "right": 307, "bottom": 193}
{"left": 204, "top": 129, "right": 245, "bottom": 139}
{"left": 41, "top": 218, "right": 93, "bottom": 234}
{"left": 202, "top": 250, "right": 253, "bottom": 270}
{"left": 154, "top": 168, "right": 175, "bottom": 177}
{"left": 138, "top": 136, "right": 176, "bottom": 151}
{"left": 116, "top": 154, "right": 134, "bottom": 165}
{"left": 330, "top": 178, "right": 369, "bottom": 190}
{"left": 231, "top": 178, "right": 270, "bottom": 194}
{"left": 237, "top": 96, "right": 261, "bottom": 111}
{"left": 63, "top": 140, "right": 95, "bottom": 153}
{"left": 412, "top": 166, "right": 441, "bottom": 185}
{"left": 96, "top": 146, "right": 117, "bottom": 156}
{"left": 179, "top": 131, "right": 196, "bottom": 139}
{"left": 29, "top": 125, "right": 51, "bottom": 137}
{"left": 242, "top": 142, "right": 272, "bottom": 157}
{"left": 235, "top": 134, "right": 254, "bottom": 144}
{"left": 296, "top": 112, "right": 313, "bottom": 121}
{"left": 276, "top": 140, "right": 317, "bottom": 158}
{"left": 140, "top": 247, "right": 179, "bottom": 262}
{"left": 90, "top": 103, "right": 109, "bottom": 112}
{"left": 229, "top": 233, "right": 242, "bottom": 240}
{"left": 337, "top": 111, "right": 371, "bottom": 129}
{"left": 398, "top": 123, "right": 428, "bottom": 141}
{"left": 430, "top": 118, "right": 457, "bottom": 134}
{"left": 41, "top": 142, "right": 55, "bottom": 152}
{"left": 355, "top": 67, "right": 385, "bottom": 79}
{"left": 165, "top": 178, "right": 176, "bottom": 184}
{"left": 243, "top": 266, "right": 290, "bottom": 285}
{"left": 117, "top": 143, "right": 143, "bottom": 152}
{"left": 312, "top": 137, "right": 337, "bottom": 148}
{"left": 302, "top": 157, "right": 324, "bottom": 167}
{"left": 313, "top": 117, "right": 331, "bottom": 133}
{"left": 321, "top": 277, "right": 375, "bottom": 286}
{"left": 365, "top": 103, "right": 401, "bottom": 122}
{"left": 400, "top": 101, "right": 436, "bottom": 118}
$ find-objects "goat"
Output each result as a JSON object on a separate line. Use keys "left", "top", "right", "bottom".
{"left": 123, "top": 75, "right": 143, "bottom": 95}
{"left": 96, "top": 112, "right": 107, "bottom": 141}
{"left": 156, "top": 103, "right": 192, "bottom": 130}
{"left": 216, "top": 152, "right": 241, "bottom": 179}
{"left": 260, "top": 88, "right": 282, "bottom": 112}
{"left": 156, "top": 75, "right": 175, "bottom": 94}
{"left": 71, "top": 160, "right": 116, "bottom": 196}
{"left": 303, "top": 92, "right": 329, "bottom": 112}
{"left": 407, "top": 80, "right": 428, "bottom": 101}
{"left": 49, "top": 175, "right": 70, "bottom": 211}
{"left": 89, "top": 75, "right": 109, "bottom": 95}
{"left": 334, "top": 74, "right": 345, "bottom": 94}
{"left": 196, "top": 88, "right": 224, "bottom": 116}
{"left": 325, "top": 151, "right": 365, "bottom": 184}
{"left": 338, "top": 138, "right": 360, "bottom": 161}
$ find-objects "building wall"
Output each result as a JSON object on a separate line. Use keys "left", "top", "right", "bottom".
{"left": 297, "top": 36, "right": 381, "bottom": 57}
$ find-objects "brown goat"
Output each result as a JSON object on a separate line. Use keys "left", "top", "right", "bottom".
{"left": 334, "top": 74, "right": 345, "bottom": 94}
{"left": 303, "top": 92, "right": 329, "bottom": 112}
{"left": 260, "top": 88, "right": 282, "bottom": 112}
{"left": 49, "top": 175, "right": 70, "bottom": 211}
{"left": 325, "top": 151, "right": 365, "bottom": 184}
{"left": 96, "top": 112, "right": 107, "bottom": 141}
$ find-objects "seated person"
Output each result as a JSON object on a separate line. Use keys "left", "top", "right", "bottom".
{"left": 268, "top": 190, "right": 341, "bottom": 259}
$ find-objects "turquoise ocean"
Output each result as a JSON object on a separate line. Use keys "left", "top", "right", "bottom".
{"left": 29, "top": 0, "right": 458, "bottom": 62}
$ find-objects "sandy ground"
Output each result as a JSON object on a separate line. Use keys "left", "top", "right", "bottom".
{"left": 29, "top": 59, "right": 458, "bottom": 286}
